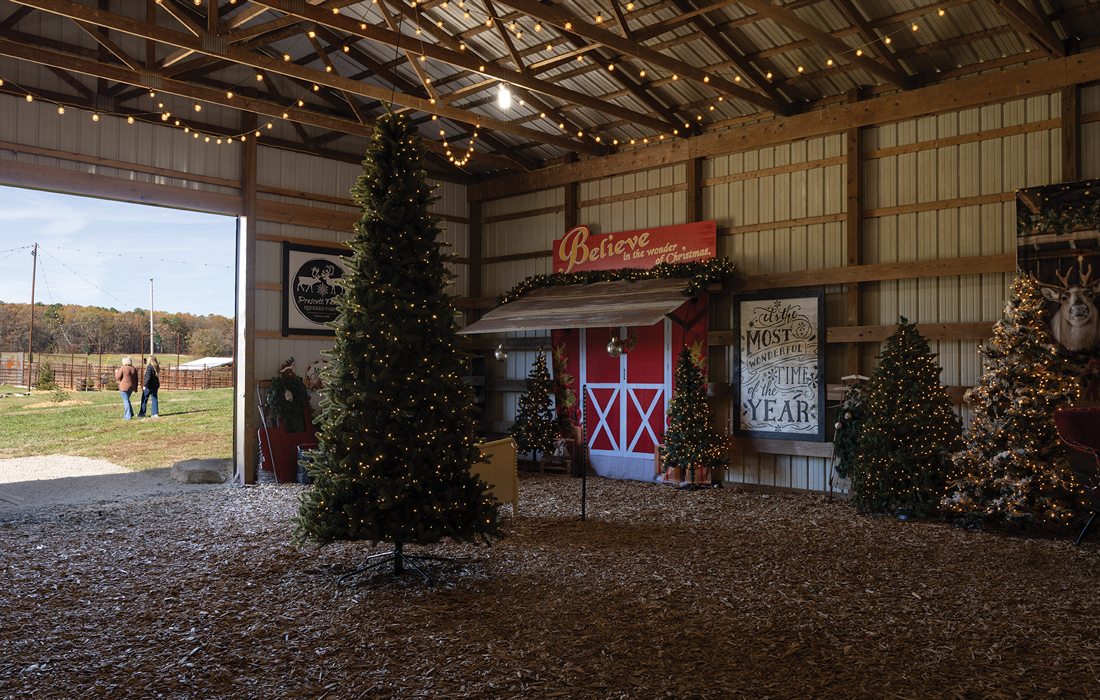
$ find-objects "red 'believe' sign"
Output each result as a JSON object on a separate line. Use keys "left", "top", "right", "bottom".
{"left": 552, "top": 221, "right": 717, "bottom": 274}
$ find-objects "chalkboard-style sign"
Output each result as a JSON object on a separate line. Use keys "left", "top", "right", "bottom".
{"left": 281, "top": 241, "right": 348, "bottom": 337}
{"left": 735, "top": 288, "right": 825, "bottom": 441}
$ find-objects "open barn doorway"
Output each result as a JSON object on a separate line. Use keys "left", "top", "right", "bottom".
{"left": 0, "top": 184, "right": 238, "bottom": 512}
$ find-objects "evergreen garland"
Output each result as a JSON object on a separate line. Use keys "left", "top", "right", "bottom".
{"left": 832, "top": 380, "right": 868, "bottom": 480}
{"left": 663, "top": 347, "right": 727, "bottom": 482}
{"left": 850, "top": 318, "right": 962, "bottom": 517}
{"left": 942, "top": 272, "right": 1087, "bottom": 527}
{"left": 1021, "top": 198, "right": 1100, "bottom": 237}
{"left": 498, "top": 258, "right": 736, "bottom": 305}
{"left": 267, "top": 373, "right": 310, "bottom": 433}
{"left": 511, "top": 348, "right": 557, "bottom": 461}
{"left": 295, "top": 113, "right": 499, "bottom": 549}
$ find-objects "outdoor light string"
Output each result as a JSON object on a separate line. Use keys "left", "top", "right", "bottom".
{"left": 41, "top": 249, "right": 128, "bottom": 309}
{"left": 51, "top": 245, "right": 233, "bottom": 271}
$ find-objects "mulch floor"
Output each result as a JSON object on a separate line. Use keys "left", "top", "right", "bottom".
{"left": 1, "top": 474, "right": 1098, "bottom": 699}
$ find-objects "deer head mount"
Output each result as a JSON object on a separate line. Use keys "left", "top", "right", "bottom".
{"left": 1039, "top": 258, "right": 1100, "bottom": 353}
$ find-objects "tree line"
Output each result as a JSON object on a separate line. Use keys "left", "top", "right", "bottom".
{"left": 0, "top": 301, "right": 234, "bottom": 357}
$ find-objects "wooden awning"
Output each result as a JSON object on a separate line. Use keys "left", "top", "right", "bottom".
{"left": 459, "top": 278, "right": 693, "bottom": 334}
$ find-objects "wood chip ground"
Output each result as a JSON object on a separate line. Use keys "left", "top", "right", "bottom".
{"left": 1, "top": 475, "right": 1098, "bottom": 699}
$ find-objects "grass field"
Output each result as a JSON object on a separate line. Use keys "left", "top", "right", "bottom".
{"left": 0, "top": 386, "right": 233, "bottom": 469}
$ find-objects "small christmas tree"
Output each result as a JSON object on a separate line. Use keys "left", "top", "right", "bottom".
{"left": 295, "top": 113, "right": 499, "bottom": 575}
{"left": 832, "top": 378, "right": 869, "bottom": 480}
{"left": 943, "top": 273, "right": 1086, "bottom": 527}
{"left": 850, "top": 318, "right": 962, "bottom": 516}
{"left": 663, "top": 346, "right": 727, "bottom": 483}
{"left": 511, "top": 348, "right": 557, "bottom": 462}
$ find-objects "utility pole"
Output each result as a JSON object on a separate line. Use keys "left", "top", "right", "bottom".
{"left": 149, "top": 278, "right": 155, "bottom": 356}
{"left": 26, "top": 243, "right": 38, "bottom": 387}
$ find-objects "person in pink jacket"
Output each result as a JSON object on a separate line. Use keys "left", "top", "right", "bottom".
{"left": 115, "top": 357, "right": 139, "bottom": 421}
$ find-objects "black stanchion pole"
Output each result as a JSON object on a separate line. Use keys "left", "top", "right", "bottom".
{"left": 581, "top": 384, "right": 588, "bottom": 521}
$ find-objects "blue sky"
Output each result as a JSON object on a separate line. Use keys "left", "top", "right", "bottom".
{"left": 0, "top": 186, "right": 236, "bottom": 317}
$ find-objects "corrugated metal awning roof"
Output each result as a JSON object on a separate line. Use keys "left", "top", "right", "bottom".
{"left": 459, "top": 278, "right": 693, "bottom": 334}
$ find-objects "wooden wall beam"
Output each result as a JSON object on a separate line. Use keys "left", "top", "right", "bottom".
{"left": 737, "top": 254, "right": 1016, "bottom": 291}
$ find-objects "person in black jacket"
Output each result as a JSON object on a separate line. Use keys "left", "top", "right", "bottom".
{"left": 138, "top": 356, "right": 161, "bottom": 418}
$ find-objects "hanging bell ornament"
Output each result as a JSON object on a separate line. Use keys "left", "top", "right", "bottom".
{"left": 607, "top": 335, "right": 623, "bottom": 358}
{"left": 493, "top": 343, "right": 508, "bottom": 362}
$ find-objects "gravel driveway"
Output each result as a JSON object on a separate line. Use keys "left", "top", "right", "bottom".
{"left": 0, "top": 455, "right": 233, "bottom": 514}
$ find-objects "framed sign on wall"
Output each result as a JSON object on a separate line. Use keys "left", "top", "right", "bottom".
{"left": 281, "top": 241, "right": 347, "bottom": 337}
{"left": 735, "top": 288, "right": 825, "bottom": 441}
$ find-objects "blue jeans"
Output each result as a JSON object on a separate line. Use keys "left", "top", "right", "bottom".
{"left": 139, "top": 387, "right": 159, "bottom": 417}
{"left": 120, "top": 390, "right": 134, "bottom": 420}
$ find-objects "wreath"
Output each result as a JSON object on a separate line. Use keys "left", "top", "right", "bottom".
{"left": 267, "top": 366, "right": 311, "bottom": 433}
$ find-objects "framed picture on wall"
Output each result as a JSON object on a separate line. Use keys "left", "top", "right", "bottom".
{"left": 735, "top": 288, "right": 826, "bottom": 441}
{"left": 281, "top": 241, "right": 348, "bottom": 336}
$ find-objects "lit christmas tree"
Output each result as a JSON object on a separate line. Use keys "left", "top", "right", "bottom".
{"left": 850, "top": 318, "right": 962, "bottom": 517}
{"left": 663, "top": 346, "right": 727, "bottom": 484}
{"left": 295, "top": 113, "right": 500, "bottom": 575}
{"left": 511, "top": 348, "right": 557, "bottom": 463}
{"left": 942, "top": 272, "right": 1087, "bottom": 527}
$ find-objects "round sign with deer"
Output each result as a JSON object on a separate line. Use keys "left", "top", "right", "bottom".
{"left": 292, "top": 258, "right": 344, "bottom": 325}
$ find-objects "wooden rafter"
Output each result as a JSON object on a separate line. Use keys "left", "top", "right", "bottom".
{"left": 245, "top": 0, "right": 667, "bottom": 135}
{"left": 988, "top": 0, "right": 1065, "bottom": 57}
{"left": 831, "top": 0, "right": 910, "bottom": 79}
{"left": 493, "top": 0, "right": 788, "bottom": 114}
{"left": 670, "top": 0, "right": 790, "bottom": 110}
{"left": 305, "top": 33, "right": 367, "bottom": 123}
{"left": 73, "top": 19, "right": 141, "bottom": 71}
{"left": 733, "top": 0, "right": 912, "bottom": 88}
{"left": 0, "top": 34, "right": 524, "bottom": 172}
{"left": 9, "top": 0, "right": 604, "bottom": 156}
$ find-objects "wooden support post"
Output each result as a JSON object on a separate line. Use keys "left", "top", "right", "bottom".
{"left": 468, "top": 199, "right": 483, "bottom": 320}
{"left": 685, "top": 157, "right": 703, "bottom": 223}
{"left": 236, "top": 112, "right": 258, "bottom": 485}
{"left": 564, "top": 180, "right": 578, "bottom": 231}
{"left": 844, "top": 89, "right": 863, "bottom": 377}
{"left": 1062, "top": 85, "right": 1080, "bottom": 183}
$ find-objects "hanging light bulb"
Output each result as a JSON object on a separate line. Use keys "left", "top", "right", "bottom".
{"left": 607, "top": 335, "right": 623, "bottom": 358}
{"left": 494, "top": 344, "right": 508, "bottom": 362}
{"left": 497, "top": 83, "right": 512, "bottom": 110}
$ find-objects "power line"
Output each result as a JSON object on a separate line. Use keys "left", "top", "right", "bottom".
{"left": 49, "top": 245, "right": 234, "bottom": 270}
{"left": 41, "top": 249, "right": 128, "bottom": 308}
{"left": 0, "top": 244, "right": 35, "bottom": 259}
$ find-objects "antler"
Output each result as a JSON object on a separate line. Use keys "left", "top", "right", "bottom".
{"left": 1078, "top": 258, "right": 1093, "bottom": 288}
{"left": 1054, "top": 266, "right": 1073, "bottom": 289}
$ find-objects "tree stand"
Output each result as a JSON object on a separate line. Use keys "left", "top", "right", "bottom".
{"left": 337, "top": 542, "right": 456, "bottom": 586}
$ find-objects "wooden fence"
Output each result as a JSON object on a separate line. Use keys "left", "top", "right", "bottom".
{"left": 0, "top": 361, "right": 233, "bottom": 391}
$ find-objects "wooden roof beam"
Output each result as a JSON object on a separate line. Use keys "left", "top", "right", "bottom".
{"left": 670, "top": 0, "right": 790, "bottom": 110}
{"left": 989, "top": 0, "right": 1065, "bottom": 57}
{"left": 245, "top": 0, "right": 662, "bottom": 136}
{"left": 0, "top": 35, "right": 524, "bottom": 172}
{"left": 494, "top": 0, "right": 788, "bottom": 114}
{"left": 735, "top": 0, "right": 912, "bottom": 89}
{"left": 830, "top": 0, "right": 910, "bottom": 78}
{"left": 9, "top": 0, "right": 602, "bottom": 155}
{"left": 305, "top": 33, "right": 367, "bottom": 124}
{"left": 73, "top": 19, "right": 142, "bottom": 71}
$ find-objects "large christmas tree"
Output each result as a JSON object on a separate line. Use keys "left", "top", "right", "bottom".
{"left": 850, "top": 318, "right": 962, "bottom": 517}
{"left": 511, "top": 348, "right": 557, "bottom": 463}
{"left": 295, "top": 113, "right": 499, "bottom": 573}
{"left": 942, "top": 272, "right": 1086, "bottom": 527}
{"left": 663, "top": 346, "right": 726, "bottom": 483}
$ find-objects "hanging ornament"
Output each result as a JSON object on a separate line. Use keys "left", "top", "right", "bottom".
{"left": 494, "top": 343, "right": 508, "bottom": 362}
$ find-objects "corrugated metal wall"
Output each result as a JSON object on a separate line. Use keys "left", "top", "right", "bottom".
{"left": 478, "top": 90, "right": 1080, "bottom": 493}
